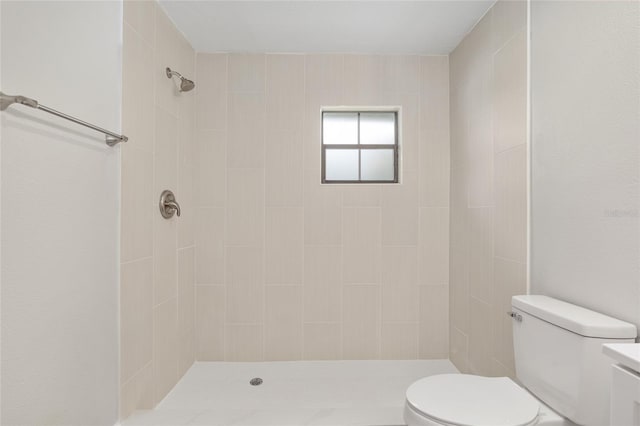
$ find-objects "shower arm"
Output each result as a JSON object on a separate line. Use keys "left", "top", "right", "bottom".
{"left": 0, "top": 91, "right": 128, "bottom": 146}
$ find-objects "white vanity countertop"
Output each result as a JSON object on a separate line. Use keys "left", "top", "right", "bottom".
{"left": 603, "top": 343, "right": 640, "bottom": 373}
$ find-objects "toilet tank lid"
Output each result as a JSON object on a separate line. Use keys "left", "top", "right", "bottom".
{"left": 512, "top": 295, "right": 637, "bottom": 339}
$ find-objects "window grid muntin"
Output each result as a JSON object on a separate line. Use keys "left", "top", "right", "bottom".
{"left": 321, "top": 111, "right": 398, "bottom": 184}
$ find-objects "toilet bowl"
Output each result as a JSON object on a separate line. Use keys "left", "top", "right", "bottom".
{"left": 404, "top": 295, "right": 637, "bottom": 426}
{"left": 403, "top": 374, "right": 571, "bottom": 426}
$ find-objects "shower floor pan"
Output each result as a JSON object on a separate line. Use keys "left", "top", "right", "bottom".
{"left": 122, "top": 359, "right": 457, "bottom": 426}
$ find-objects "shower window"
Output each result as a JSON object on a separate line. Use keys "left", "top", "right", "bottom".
{"left": 321, "top": 110, "right": 399, "bottom": 183}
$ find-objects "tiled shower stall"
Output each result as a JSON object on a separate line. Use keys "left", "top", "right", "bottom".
{"left": 119, "top": 0, "right": 527, "bottom": 419}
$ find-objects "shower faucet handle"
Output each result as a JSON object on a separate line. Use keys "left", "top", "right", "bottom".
{"left": 159, "top": 190, "right": 181, "bottom": 219}
{"left": 165, "top": 200, "right": 181, "bottom": 217}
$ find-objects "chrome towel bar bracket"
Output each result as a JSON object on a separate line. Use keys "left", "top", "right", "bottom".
{"left": 0, "top": 91, "right": 128, "bottom": 146}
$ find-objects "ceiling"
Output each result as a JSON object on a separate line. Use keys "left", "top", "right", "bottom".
{"left": 158, "top": 1, "right": 495, "bottom": 55}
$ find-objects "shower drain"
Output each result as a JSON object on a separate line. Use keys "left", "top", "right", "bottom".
{"left": 249, "top": 377, "right": 263, "bottom": 386}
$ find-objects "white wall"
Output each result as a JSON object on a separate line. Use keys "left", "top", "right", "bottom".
{"left": 1, "top": 2, "right": 121, "bottom": 424}
{"left": 531, "top": 1, "right": 640, "bottom": 330}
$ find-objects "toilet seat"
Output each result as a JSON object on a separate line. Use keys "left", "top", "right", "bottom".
{"left": 405, "top": 374, "right": 539, "bottom": 426}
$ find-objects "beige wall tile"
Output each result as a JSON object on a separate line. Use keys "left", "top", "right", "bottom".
{"left": 419, "top": 58, "right": 450, "bottom": 209}
{"left": 304, "top": 246, "right": 342, "bottom": 322}
{"left": 495, "top": 144, "right": 527, "bottom": 262}
{"left": 266, "top": 207, "right": 303, "bottom": 284}
{"left": 196, "top": 53, "right": 227, "bottom": 130}
{"left": 265, "top": 286, "right": 303, "bottom": 360}
{"left": 122, "top": 24, "right": 154, "bottom": 153}
{"left": 381, "top": 208, "right": 419, "bottom": 246}
{"left": 196, "top": 130, "right": 226, "bottom": 208}
{"left": 343, "top": 285, "right": 380, "bottom": 359}
{"left": 153, "top": 299, "right": 178, "bottom": 402}
{"left": 195, "top": 207, "right": 225, "bottom": 285}
{"left": 492, "top": 0, "right": 527, "bottom": 51}
{"left": 304, "top": 285, "right": 342, "bottom": 323}
{"left": 265, "top": 130, "right": 303, "bottom": 207}
{"left": 381, "top": 171, "right": 419, "bottom": 246}
{"left": 226, "top": 168, "right": 265, "bottom": 246}
{"left": 420, "top": 56, "right": 449, "bottom": 113}
{"left": 120, "top": 361, "right": 154, "bottom": 420}
{"left": 196, "top": 285, "right": 225, "bottom": 361}
{"left": 493, "top": 257, "right": 526, "bottom": 371}
{"left": 154, "top": 7, "right": 183, "bottom": 117}
{"left": 419, "top": 134, "right": 450, "bottom": 208}
{"left": 343, "top": 55, "right": 384, "bottom": 104}
{"left": 304, "top": 176, "right": 342, "bottom": 245}
{"left": 419, "top": 285, "right": 449, "bottom": 358}
{"left": 381, "top": 246, "right": 418, "bottom": 287}
{"left": 225, "top": 324, "right": 263, "bottom": 361}
{"left": 178, "top": 95, "right": 195, "bottom": 159}
{"left": 468, "top": 297, "right": 493, "bottom": 375}
{"left": 466, "top": 9, "right": 493, "bottom": 67}
{"left": 304, "top": 245, "right": 342, "bottom": 287}
{"left": 121, "top": 259, "right": 153, "bottom": 383}
{"left": 177, "top": 247, "right": 195, "bottom": 335}
{"left": 154, "top": 106, "right": 178, "bottom": 195}
{"left": 343, "top": 208, "right": 381, "bottom": 284}
{"left": 381, "top": 323, "right": 419, "bottom": 360}
{"left": 449, "top": 166, "right": 468, "bottom": 250}
{"left": 493, "top": 30, "right": 527, "bottom": 153}
{"left": 389, "top": 93, "right": 419, "bottom": 172}
{"left": 305, "top": 54, "right": 345, "bottom": 94}
{"left": 468, "top": 207, "right": 494, "bottom": 304}
{"left": 152, "top": 104, "right": 179, "bottom": 303}
{"left": 123, "top": 0, "right": 155, "bottom": 46}
{"left": 225, "top": 247, "right": 264, "bottom": 323}
{"left": 449, "top": 245, "right": 470, "bottom": 335}
{"left": 121, "top": 147, "right": 153, "bottom": 262}
{"left": 178, "top": 327, "right": 194, "bottom": 380}
{"left": 490, "top": 358, "right": 516, "bottom": 381}
{"left": 446, "top": 9, "right": 512, "bottom": 378}
{"left": 304, "top": 323, "right": 342, "bottom": 360}
{"left": 227, "top": 92, "right": 265, "bottom": 168}
{"left": 228, "top": 53, "right": 265, "bottom": 93}
{"left": 153, "top": 213, "right": 177, "bottom": 305}
{"left": 449, "top": 326, "right": 469, "bottom": 373}
{"left": 448, "top": 90, "right": 467, "bottom": 171}
{"left": 382, "top": 285, "right": 419, "bottom": 323}
{"left": 419, "top": 207, "right": 449, "bottom": 284}
{"left": 381, "top": 170, "right": 419, "bottom": 208}
{"left": 342, "top": 185, "right": 380, "bottom": 208}
{"left": 122, "top": 3, "right": 196, "bottom": 417}
{"left": 266, "top": 54, "right": 305, "bottom": 131}
{"left": 177, "top": 123, "right": 195, "bottom": 249}
{"left": 191, "top": 53, "right": 451, "bottom": 363}
{"left": 380, "top": 55, "right": 421, "bottom": 93}
{"left": 466, "top": 118, "right": 494, "bottom": 207}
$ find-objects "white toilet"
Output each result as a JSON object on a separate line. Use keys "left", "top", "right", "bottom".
{"left": 404, "top": 295, "right": 637, "bottom": 426}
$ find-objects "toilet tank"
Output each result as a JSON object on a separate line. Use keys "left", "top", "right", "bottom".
{"left": 511, "top": 295, "right": 636, "bottom": 426}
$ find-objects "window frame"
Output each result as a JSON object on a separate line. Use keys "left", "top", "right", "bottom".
{"left": 321, "top": 110, "right": 399, "bottom": 184}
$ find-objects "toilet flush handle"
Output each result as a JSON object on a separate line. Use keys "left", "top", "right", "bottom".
{"left": 507, "top": 311, "right": 523, "bottom": 322}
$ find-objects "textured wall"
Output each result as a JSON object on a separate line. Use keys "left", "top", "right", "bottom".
{"left": 0, "top": 1, "right": 121, "bottom": 424}
{"left": 530, "top": 1, "right": 640, "bottom": 330}
{"left": 120, "top": 1, "right": 196, "bottom": 418}
{"left": 194, "top": 53, "right": 451, "bottom": 361}
{"left": 449, "top": 0, "right": 527, "bottom": 377}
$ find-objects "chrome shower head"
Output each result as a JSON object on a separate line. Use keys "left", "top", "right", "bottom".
{"left": 180, "top": 78, "right": 195, "bottom": 92}
{"left": 166, "top": 67, "right": 195, "bottom": 92}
